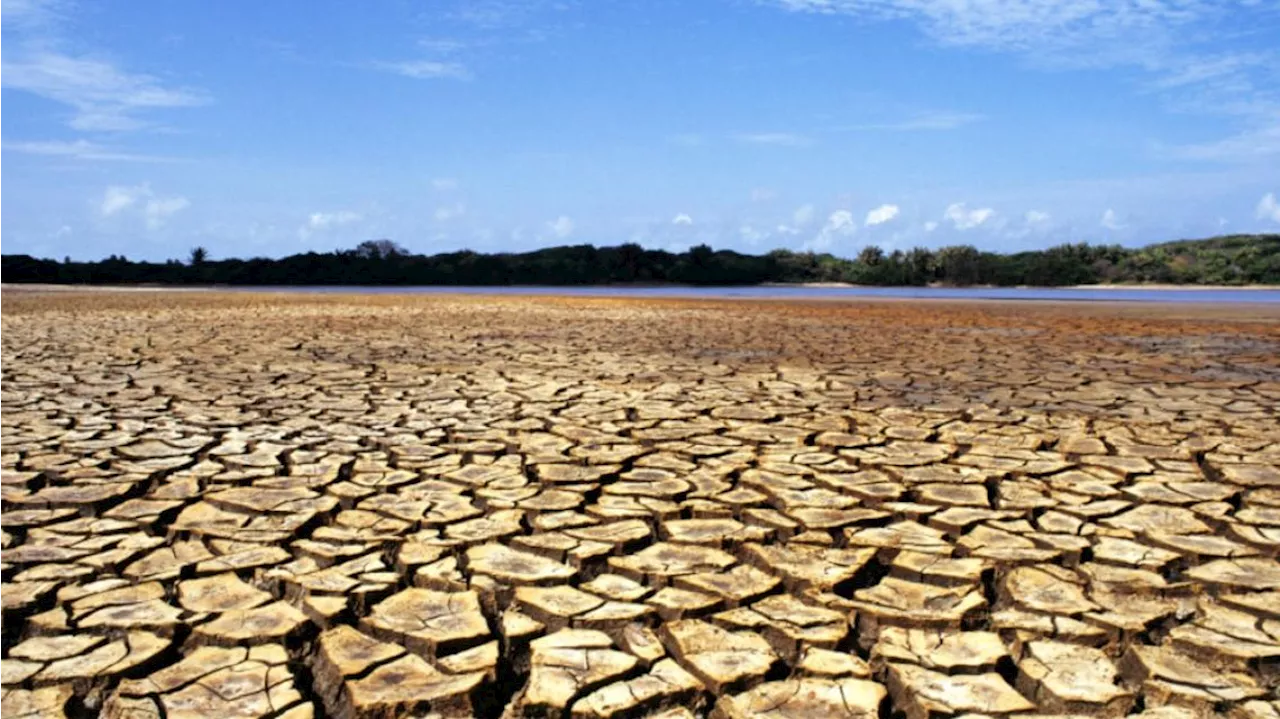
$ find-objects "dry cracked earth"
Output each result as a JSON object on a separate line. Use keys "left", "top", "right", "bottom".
{"left": 3, "top": 290, "right": 1280, "bottom": 719}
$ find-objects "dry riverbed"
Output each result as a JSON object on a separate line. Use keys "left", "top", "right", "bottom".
{"left": 3, "top": 291, "right": 1279, "bottom": 719}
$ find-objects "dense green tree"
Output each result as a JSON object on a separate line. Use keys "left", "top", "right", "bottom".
{"left": 857, "top": 245, "right": 884, "bottom": 267}
{"left": 935, "top": 245, "right": 985, "bottom": 285}
{"left": 4, "top": 235, "right": 1277, "bottom": 288}
{"left": 353, "top": 239, "right": 407, "bottom": 260}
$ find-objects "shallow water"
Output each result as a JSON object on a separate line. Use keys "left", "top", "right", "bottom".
{"left": 223, "top": 284, "right": 1280, "bottom": 303}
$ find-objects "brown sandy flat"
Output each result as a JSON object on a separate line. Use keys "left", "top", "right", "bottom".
{"left": 3, "top": 290, "right": 1279, "bottom": 718}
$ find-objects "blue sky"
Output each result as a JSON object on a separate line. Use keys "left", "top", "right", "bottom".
{"left": 3, "top": 0, "right": 1279, "bottom": 261}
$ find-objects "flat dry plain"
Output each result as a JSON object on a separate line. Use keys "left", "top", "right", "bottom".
{"left": 3, "top": 290, "right": 1280, "bottom": 719}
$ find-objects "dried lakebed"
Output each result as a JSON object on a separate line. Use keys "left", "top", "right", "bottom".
{"left": 2, "top": 291, "right": 1279, "bottom": 719}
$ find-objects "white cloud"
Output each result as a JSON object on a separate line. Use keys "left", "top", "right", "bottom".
{"left": 944, "top": 202, "right": 994, "bottom": 230}
{"left": 144, "top": 196, "right": 190, "bottom": 230}
{"left": 750, "top": 188, "right": 778, "bottom": 203}
{"left": 824, "top": 209, "right": 858, "bottom": 234}
{"left": 672, "top": 213, "right": 693, "bottom": 225}
{"left": 769, "top": 1, "right": 1223, "bottom": 61}
{"left": 2, "top": 51, "right": 209, "bottom": 131}
{"left": 1100, "top": 208, "right": 1125, "bottom": 230}
{"left": 434, "top": 203, "right": 466, "bottom": 221}
{"left": 924, "top": 221, "right": 939, "bottom": 232}
{"left": 1166, "top": 124, "right": 1280, "bottom": 163}
{"left": 100, "top": 185, "right": 144, "bottom": 216}
{"left": 98, "top": 183, "right": 189, "bottom": 229}
{"left": 547, "top": 215, "right": 575, "bottom": 239}
{"left": 373, "top": 60, "right": 470, "bottom": 80}
{"left": 1258, "top": 193, "right": 1280, "bottom": 224}
{"left": 805, "top": 209, "right": 857, "bottom": 250}
{"left": 1004, "top": 210, "right": 1054, "bottom": 240}
{"left": 1, "top": 0, "right": 62, "bottom": 28}
{"left": 1152, "top": 52, "right": 1271, "bottom": 91}
{"left": 3, "top": 139, "right": 173, "bottom": 162}
{"left": 734, "top": 132, "right": 814, "bottom": 147}
{"left": 776, "top": 224, "right": 801, "bottom": 236}
{"left": 772, "top": 0, "right": 1280, "bottom": 172}
{"left": 450, "top": 1, "right": 540, "bottom": 29}
{"left": 864, "top": 203, "right": 900, "bottom": 226}
{"left": 298, "top": 210, "right": 362, "bottom": 239}
{"left": 431, "top": 177, "right": 459, "bottom": 190}
{"left": 308, "top": 211, "right": 362, "bottom": 230}
{"left": 792, "top": 204, "right": 816, "bottom": 227}
{"left": 740, "top": 224, "right": 769, "bottom": 244}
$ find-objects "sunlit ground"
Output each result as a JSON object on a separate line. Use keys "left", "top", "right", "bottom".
{"left": 3, "top": 291, "right": 1279, "bottom": 718}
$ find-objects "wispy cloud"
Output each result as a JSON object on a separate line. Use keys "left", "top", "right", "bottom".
{"left": 3, "top": 138, "right": 175, "bottom": 162}
{"left": 1149, "top": 51, "right": 1273, "bottom": 92}
{"left": 0, "top": 0, "right": 65, "bottom": 31}
{"left": 417, "top": 37, "right": 472, "bottom": 55}
{"left": 145, "top": 196, "right": 190, "bottom": 229}
{"left": 2, "top": 51, "right": 209, "bottom": 131}
{"left": 4, "top": 2, "right": 210, "bottom": 134}
{"left": 739, "top": 224, "right": 769, "bottom": 245}
{"left": 1163, "top": 124, "right": 1280, "bottom": 163}
{"left": 371, "top": 60, "right": 471, "bottom": 80}
{"left": 100, "top": 185, "right": 142, "bottom": 216}
{"left": 944, "top": 202, "right": 995, "bottom": 230}
{"left": 837, "top": 111, "right": 985, "bottom": 132}
{"left": 308, "top": 211, "right": 362, "bottom": 229}
{"left": 734, "top": 132, "right": 814, "bottom": 147}
{"left": 769, "top": 0, "right": 1222, "bottom": 60}
{"left": 547, "top": 215, "right": 575, "bottom": 238}
{"left": 1256, "top": 193, "right": 1280, "bottom": 224}
{"left": 97, "top": 183, "right": 190, "bottom": 229}
{"left": 448, "top": 0, "right": 553, "bottom": 30}
{"left": 770, "top": 0, "right": 1280, "bottom": 163}
{"left": 372, "top": 6, "right": 560, "bottom": 84}
{"left": 805, "top": 209, "right": 857, "bottom": 250}
{"left": 298, "top": 210, "right": 362, "bottom": 240}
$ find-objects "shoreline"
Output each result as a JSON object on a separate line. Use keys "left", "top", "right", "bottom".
{"left": 1067, "top": 283, "right": 1277, "bottom": 291}
{"left": 5, "top": 282, "right": 1279, "bottom": 293}
{"left": 771, "top": 282, "right": 1279, "bottom": 291}
{"left": 1, "top": 283, "right": 211, "bottom": 292}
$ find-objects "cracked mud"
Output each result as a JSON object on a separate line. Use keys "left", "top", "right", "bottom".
{"left": 3, "top": 291, "right": 1279, "bottom": 719}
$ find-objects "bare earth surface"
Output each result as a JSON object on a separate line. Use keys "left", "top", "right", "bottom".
{"left": 3, "top": 291, "right": 1280, "bottom": 719}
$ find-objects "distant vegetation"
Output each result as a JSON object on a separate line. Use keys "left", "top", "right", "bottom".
{"left": 4, "top": 235, "right": 1278, "bottom": 287}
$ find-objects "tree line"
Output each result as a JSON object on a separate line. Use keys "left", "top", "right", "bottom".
{"left": 3, "top": 235, "right": 1278, "bottom": 287}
